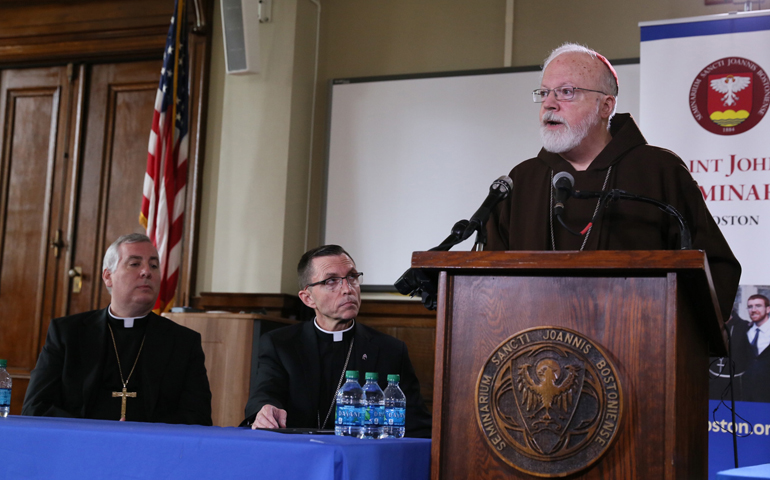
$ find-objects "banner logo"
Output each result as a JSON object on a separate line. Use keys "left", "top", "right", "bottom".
{"left": 690, "top": 57, "right": 770, "bottom": 135}
{"left": 476, "top": 327, "right": 623, "bottom": 477}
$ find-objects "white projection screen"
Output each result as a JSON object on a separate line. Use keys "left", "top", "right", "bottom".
{"left": 325, "top": 63, "right": 640, "bottom": 289}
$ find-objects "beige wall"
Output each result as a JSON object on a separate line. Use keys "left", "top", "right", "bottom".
{"left": 511, "top": 0, "right": 737, "bottom": 66}
{"left": 199, "top": 0, "right": 739, "bottom": 295}
{"left": 198, "top": 0, "right": 308, "bottom": 294}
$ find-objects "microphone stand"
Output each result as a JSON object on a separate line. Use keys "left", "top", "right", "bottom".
{"left": 726, "top": 325, "right": 739, "bottom": 468}
{"left": 394, "top": 219, "right": 470, "bottom": 309}
{"left": 569, "top": 189, "right": 693, "bottom": 250}
{"left": 473, "top": 221, "right": 487, "bottom": 251}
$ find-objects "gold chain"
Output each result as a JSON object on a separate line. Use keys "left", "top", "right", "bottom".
{"left": 107, "top": 323, "right": 147, "bottom": 389}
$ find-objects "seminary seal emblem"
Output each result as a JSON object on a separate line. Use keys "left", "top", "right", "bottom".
{"left": 689, "top": 56, "right": 770, "bottom": 135}
{"left": 476, "top": 327, "right": 623, "bottom": 477}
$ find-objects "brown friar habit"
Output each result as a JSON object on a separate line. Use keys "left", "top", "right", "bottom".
{"left": 486, "top": 113, "right": 741, "bottom": 321}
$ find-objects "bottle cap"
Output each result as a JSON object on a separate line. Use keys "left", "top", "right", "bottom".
{"left": 365, "top": 372, "right": 378, "bottom": 380}
{"left": 0, "top": 359, "right": 6, "bottom": 368}
{"left": 345, "top": 370, "right": 359, "bottom": 379}
{"left": 387, "top": 374, "right": 400, "bottom": 382}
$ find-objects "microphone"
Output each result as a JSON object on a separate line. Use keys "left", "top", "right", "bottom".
{"left": 462, "top": 176, "right": 513, "bottom": 239}
{"left": 552, "top": 171, "right": 574, "bottom": 217}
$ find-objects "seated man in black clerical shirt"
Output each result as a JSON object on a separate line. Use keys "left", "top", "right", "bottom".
{"left": 22, "top": 233, "right": 212, "bottom": 425}
{"left": 241, "top": 244, "right": 432, "bottom": 437}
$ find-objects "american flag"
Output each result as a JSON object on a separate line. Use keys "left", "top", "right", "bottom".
{"left": 140, "top": 0, "right": 189, "bottom": 313}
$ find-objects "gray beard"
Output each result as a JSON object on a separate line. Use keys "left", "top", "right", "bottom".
{"left": 540, "top": 109, "right": 600, "bottom": 154}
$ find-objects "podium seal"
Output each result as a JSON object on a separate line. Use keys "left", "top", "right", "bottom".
{"left": 475, "top": 327, "right": 623, "bottom": 477}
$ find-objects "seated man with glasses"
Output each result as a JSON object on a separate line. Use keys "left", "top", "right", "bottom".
{"left": 240, "top": 244, "right": 432, "bottom": 437}
{"left": 486, "top": 43, "right": 740, "bottom": 322}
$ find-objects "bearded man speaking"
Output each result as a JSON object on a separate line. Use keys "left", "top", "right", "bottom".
{"left": 485, "top": 43, "right": 740, "bottom": 322}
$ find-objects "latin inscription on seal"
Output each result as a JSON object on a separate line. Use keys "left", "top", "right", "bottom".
{"left": 476, "top": 327, "right": 623, "bottom": 477}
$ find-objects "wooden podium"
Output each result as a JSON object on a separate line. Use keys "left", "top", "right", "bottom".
{"left": 413, "top": 250, "right": 725, "bottom": 480}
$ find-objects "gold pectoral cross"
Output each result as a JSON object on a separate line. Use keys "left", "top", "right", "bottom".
{"left": 112, "top": 386, "right": 137, "bottom": 421}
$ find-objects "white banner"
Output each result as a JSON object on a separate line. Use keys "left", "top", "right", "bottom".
{"left": 640, "top": 11, "right": 770, "bottom": 285}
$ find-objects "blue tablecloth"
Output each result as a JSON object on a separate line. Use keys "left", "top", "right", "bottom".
{"left": 718, "top": 464, "right": 770, "bottom": 479}
{"left": 0, "top": 416, "right": 431, "bottom": 480}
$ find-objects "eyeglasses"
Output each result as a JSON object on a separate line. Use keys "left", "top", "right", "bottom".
{"left": 532, "top": 86, "right": 609, "bottom": 103}
{"left": 305, "top": 272, "right": 364, "bottom": 291}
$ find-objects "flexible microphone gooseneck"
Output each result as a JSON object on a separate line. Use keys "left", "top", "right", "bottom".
{"left": 570, "top": 188, "right": 692, "bottom": 250}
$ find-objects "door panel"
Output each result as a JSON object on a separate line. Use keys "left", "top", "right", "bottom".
{"left": 69, "top": 60, "right": 160, "bottom": 315}
{"left": 0, "top": 67, "right": 72, "bottom": 413}
{"left": 104, "top": 86, "right": 159, "bottom": 250}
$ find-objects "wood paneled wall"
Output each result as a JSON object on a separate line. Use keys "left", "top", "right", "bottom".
{"left": 192, "top": 292, "right": 307, "bottom": 320}
{"left": 0, "top": 0, "right": 214, "bottom": 310}
{"left": 356, "top": 299, "right": 436, "bottom": 411}
{"left": 0, "top": 0, "right": 194, "bottom": 64}
{"left": 165, "top": 312, "right": 298, "bottom": 427}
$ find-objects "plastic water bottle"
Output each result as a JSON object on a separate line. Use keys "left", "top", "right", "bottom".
{"left": 335, "top": 370, "right": 363, "bottom": 437}
{"left": 0, "top": 359, "right": 11, "bottom": 418}
{"left": 382, "top": 374, "right": 406, "bottom": 438}
{"left": 360, "top": 372, "right": 385, "bottom": 439}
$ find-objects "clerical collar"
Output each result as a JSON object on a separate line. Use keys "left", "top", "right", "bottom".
{"left": 313, "top": 318, "right": 355, "bottom": 342}
{"left": 107, "top": 305, "right": 149, "bottom": 328}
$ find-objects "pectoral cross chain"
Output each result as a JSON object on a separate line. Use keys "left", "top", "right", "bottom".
{"left": 107, "top": 323, "right": 146, "bottom": 422}
{"left": 112, "top": 386, "right": 137, "bottom": 421}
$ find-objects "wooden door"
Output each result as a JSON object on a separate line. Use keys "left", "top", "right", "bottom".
{"left": 68, "top": 60, "right": 161, "bottom": 316}
{"left": 0, "top": 66, "right": 81, "bottom": 413}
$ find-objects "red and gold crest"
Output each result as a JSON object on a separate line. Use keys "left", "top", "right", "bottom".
{"left": 690, "top": 57, "right": 770, "bottom": 135}
{"left": 707, "top": 73, "right": 752, "bottom": 127}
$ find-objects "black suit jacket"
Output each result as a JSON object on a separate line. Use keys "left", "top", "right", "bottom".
{"left": 729, "top": 320, "right": 770, "bottom": 369}
{"left": 22, "top": 309, "right": 212, "bottom": 425}
{"left": 242, "top": 321, "right": 432, "bottom": 437}
{"left": 730, "top": 319, "right": 770, "bottom": 402}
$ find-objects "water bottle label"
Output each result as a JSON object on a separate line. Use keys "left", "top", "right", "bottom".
{"left": 336, "top": 405, "right": 364, "bottom": 426}
{"left": 365, "top": 405, "right": 385, "bottom": 425}
{"left": 0, "top": 388, "right": 10, "bottom": 406}
{"left": 385, "top": 407, "right": 405, "bottom": 426}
